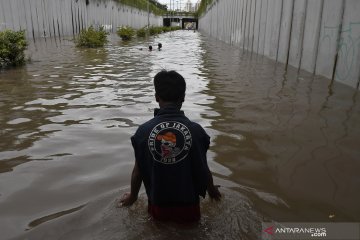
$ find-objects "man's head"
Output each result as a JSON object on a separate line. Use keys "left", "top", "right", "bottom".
{"left": 154, "top": 70, "right": 186, "bottom": 105}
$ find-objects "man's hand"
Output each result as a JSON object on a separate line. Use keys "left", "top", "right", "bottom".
{"left": 118, "top": 192, "right": 138, "bottom": 207}
{"left": 207, "top": 185, "right": 221, "bottom": 201}
{"left": 118, "top": 161, "right": 142, "bottom": 207}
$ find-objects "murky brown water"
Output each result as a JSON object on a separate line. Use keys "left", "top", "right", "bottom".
{"left": 0, "top": 31, "right": 359, "bottom": 240}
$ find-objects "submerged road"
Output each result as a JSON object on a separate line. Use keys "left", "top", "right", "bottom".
{"left": 0, "top": 31, "right": 359, "bottom": 239}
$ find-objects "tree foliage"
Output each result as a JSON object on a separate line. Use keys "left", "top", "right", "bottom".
{"left": 118, "top": 0, "right": 166, "bottom": 15}
{"left": 0, "top": 29, "right": 27, "bottom": 68}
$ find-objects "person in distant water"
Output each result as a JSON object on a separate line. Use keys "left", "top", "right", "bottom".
{"left": 119, "top": 70, "right": 221, "bottom": 223}
{"left": 149, "top": 45, "right": 153, "bottom": 51}
{"left": 158, "top": 43, "right": 162, "bottom": 51}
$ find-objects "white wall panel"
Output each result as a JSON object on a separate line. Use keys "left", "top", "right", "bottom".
{"left": 334, "top": 0, "right": 360, "bottom": 88}
{"left": 301, "top": 0, "right": 323, "bottom": 73}
{"left": 288, "top": 0, "right": 307, "bottom": 69}
{"left": 198, "top": 0, "right": 360, "bottom": 89}
{"left": 316, "top": 0, "right": 344, "bottom": 79}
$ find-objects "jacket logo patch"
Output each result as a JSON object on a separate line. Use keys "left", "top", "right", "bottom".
{"left": 148, "top": 121, "right": 192, "bottom": 164}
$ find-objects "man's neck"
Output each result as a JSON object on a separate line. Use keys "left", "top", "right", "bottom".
{"left": 159, "top": 102, "right": 182, "bottom": 110}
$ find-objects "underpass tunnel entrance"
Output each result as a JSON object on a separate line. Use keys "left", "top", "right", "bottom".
{"left": 182, "top": 18, "right": 198, "bottom": 30}
{"left": 163, "top": 18, "right": 198, "bottom": 30}
{"left": 163, "top": 18, "right": 181, "bottom": 27}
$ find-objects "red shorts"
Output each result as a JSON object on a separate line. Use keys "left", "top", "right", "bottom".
{"left": 148, "top": 203, "right": 200, "bottom": 223}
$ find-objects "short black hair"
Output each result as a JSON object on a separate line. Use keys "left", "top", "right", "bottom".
{"left": 154, "top": 70, "right": 186, "bottom": 102}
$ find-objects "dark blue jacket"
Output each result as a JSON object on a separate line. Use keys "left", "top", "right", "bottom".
{"left": 131, "top": 106, "right": 210, "bottom": 207}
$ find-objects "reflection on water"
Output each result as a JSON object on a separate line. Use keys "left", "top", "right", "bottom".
{"left": 19, "top": 188, "right": 262, "bottom": 240}
{"left": 0, "top": 31, "right": 360, "bottom": 239}
{"left": 200, "top": 37, "right": 360, "bottom": 222}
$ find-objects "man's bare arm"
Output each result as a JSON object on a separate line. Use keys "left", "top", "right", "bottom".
{"left": 206, "top": 169, "right": 221, "bottom": 201}
{"left": 119, "top": 160, "right": 142, "bottom": 206}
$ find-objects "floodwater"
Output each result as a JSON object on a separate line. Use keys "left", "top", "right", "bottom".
{"left": 0, "top": 31, "right": 359, "bottom": 240}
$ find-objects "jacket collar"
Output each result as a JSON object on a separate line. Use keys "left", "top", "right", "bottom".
{"left": 154, "top": 105, "right": 184, "bottom": 117}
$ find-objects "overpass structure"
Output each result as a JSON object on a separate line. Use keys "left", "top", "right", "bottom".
{"left": 162, "top": 13, "right": 198, "bottom": 30}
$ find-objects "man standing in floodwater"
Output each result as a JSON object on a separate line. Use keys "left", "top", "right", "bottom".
{"left": 119, "top": 70, "right": 221, "bottom": 223}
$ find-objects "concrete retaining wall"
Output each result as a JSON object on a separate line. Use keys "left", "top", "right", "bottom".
{"left": 199, "top": 0, "right": 360, "bottom": 89}
{"left": 0, "top": 0, "right": 162, "bottom": 40}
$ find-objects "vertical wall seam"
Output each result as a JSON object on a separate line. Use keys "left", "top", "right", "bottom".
{"left": 313, "top": 0, "right": 324, "bottom": 75}
{"left": 298, "top": 0, "right": 308, "bottom": 72}
{"left": 234, "top": 0, "right": 237, "bottom": 45}
{"left": 286, "top": 0, "right": 295, "bottom": 70}
{"left": 28, "top": 0, "right": 36, "bottom": 41}
{"left": 47, "top": 0, "right": 52, "bottom": 37}
{"left": 246, "top": 0, "right": 250, "bottom": 49}
{"left": 276, "top": 0, "right": 284, "bottom": 62}
{"left": 230, "top": 0, "right": 234, "bottom": 44}
{"left": 240, "top": 0, "right": 244, "bottom": 49}
{"left": 233, "top": 0, "right": 236, "bottom": 43}
{"left": 256, "top": 0, "right": 263, "bottom": 54}
{"left": 52, "top": 18, "right": 56, "bottom": 38}
{"left": 71, "top": 1, "right": 74, "bottom": 36}
{"left": 9, "top": 0, "right": 15, "bottom": 29}
{"left": 77, "top": 7, "right": 81, "bottom": 33}
{"left": 222, "top": 1, "right": 225, "bottom": 41}
{"left": 35, "top": 3, "right": 40, "bottom": 39}
{"left": 21, "top": 0, "right": 26, "bottom": 31}
{"left": 247, "top": 0, "right": 252, "bottom": 50}
{"left": 357, "top": 43, "right": 360, "bottom": 89}
{"left": 17, "top": 0, "right": 23, "bottom": 31}
{"left": 42, "top": 0, "right": 50, "bottom": 37}
{"left": 216, "top": 0, "right": 219, "bottom": 37}
{"left": 57, "top": 18, "right": 61, "bottom": 39}
{"left": 251, "top": 0, "right": 257, "bottom": 52}
{"left": 211, "top": 3, "right": 214, "bottom": 36}
{"left": 81, "top": 5, "right": 84, "bottom": 30}
{"left": 235, "top": 0, "right": 240, "bottom": 44}
{"left": 0, "top": 1, "right": 4, "bottom": 29}
{"left": 262, "top": 0, "right": 269, "bottom": 56}
{"left": 331, "top": 0, "right": 346, "bottom": 81}
{"left": 17, "top": 0, "right": 22, "bottom": 30}
{"left": 242, "top": 0, "right": 248, "bottom": 50}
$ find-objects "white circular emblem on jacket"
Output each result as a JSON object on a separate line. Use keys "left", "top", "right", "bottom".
{"left": 148, "top": 121, "right": 192, "bottom": 164}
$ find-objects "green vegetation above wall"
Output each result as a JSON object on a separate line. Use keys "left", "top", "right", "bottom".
{"left": 195, "top": 0, "right": 213, "bottom": 17}
{"left": 118, "top": 0, "right": 167, "bottom": 15}
{"left": 76, "top": 26, "right": 108, "bottom": 48}
{"left": 0, "top": 29, "right": 27, "bottom": 68}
